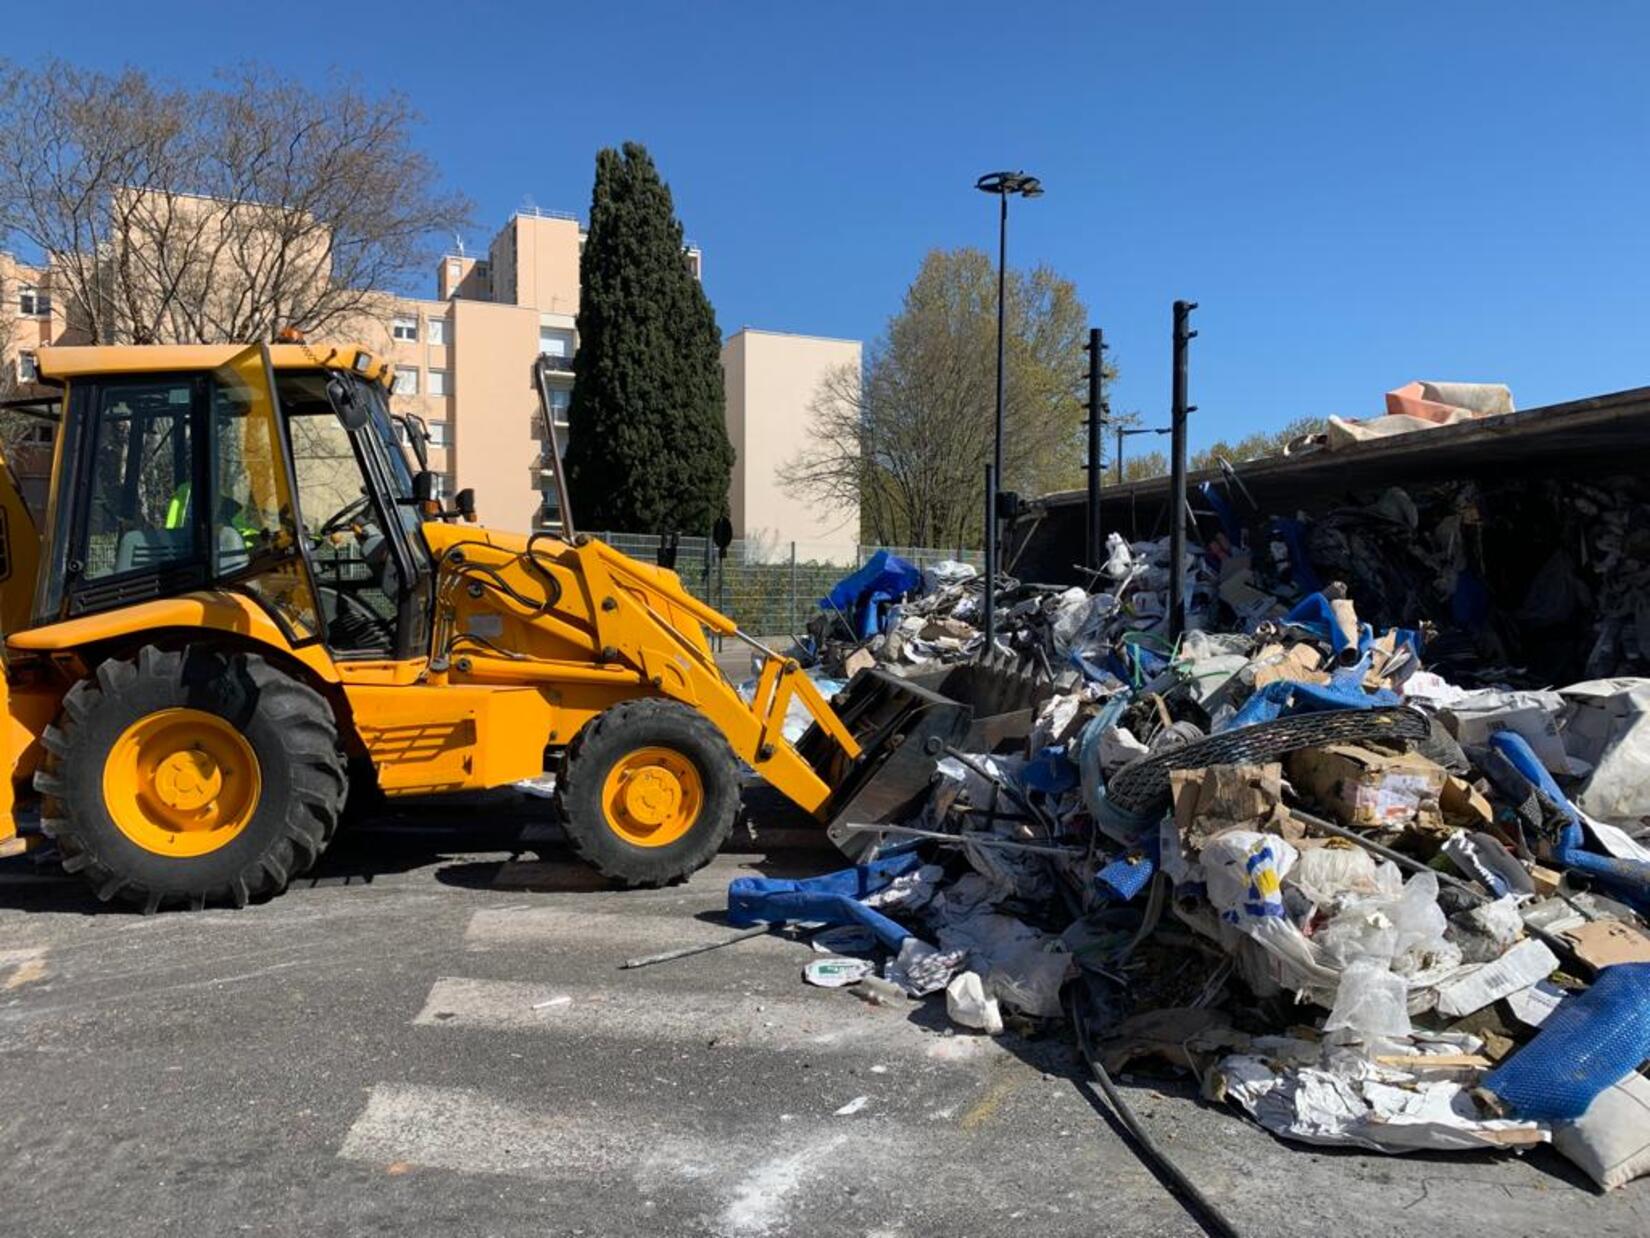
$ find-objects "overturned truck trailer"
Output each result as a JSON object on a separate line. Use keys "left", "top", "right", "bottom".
{"left": 1008, "top": 384, "right": 1650, "bottom": 686}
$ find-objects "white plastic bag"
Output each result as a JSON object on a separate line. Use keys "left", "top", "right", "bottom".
{"left": 1201, "top": 831, "right": 1299, "bottom": 925}
{"left": 945, "top": 971, "right": 1004, "bottom": 1035}
{"left": 1324, "top": 957, "right": 1412, "bottom": 1040}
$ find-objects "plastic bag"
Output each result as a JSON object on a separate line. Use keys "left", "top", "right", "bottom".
{"left": 1201, "top": 831, "right": 1299, "bottom": 925}
{"left": 1324, "top": 957, "right": 1413, "bottom": 1041}
{"left": 945, "top": 971, "right": 1004, "bottom": 1035}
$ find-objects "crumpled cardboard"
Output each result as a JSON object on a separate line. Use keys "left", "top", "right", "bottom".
{"left": 1248, "top": 643, "right": 1330, "bottom": 690}
{"left": 1170, "top": 762, "right": 1296, "bottom": 850}
{"left": 1287, "top": 743, "right": 1446, "bottom": 831}
{"left": 1559, "top": 919, "right": 1650, "bottom": 971}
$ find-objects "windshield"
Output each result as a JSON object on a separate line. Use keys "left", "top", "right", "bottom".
{"left": 358, "top": 381, "right": 417, "bottom": 500}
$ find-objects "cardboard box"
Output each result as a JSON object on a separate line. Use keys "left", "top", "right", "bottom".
{"left": 1559, "top": 919, "right": 1650, "bottom": 970}
{"left": 1286, "top": 743, "right": 1446, "bottom": 830}
{"left": 1170, "top": 762, "right": 1292, "bottom": 849}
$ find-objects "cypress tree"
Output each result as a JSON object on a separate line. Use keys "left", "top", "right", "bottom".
{"left": 564, "top": 142, "right": 733, "bottom": 535}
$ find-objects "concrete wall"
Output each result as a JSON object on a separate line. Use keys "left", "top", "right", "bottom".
{"left": 721, "top": 329, "right": 861, "bottom": 561}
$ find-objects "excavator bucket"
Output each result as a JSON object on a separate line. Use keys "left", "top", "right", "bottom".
{"left": 795, "top": 656, "right": 1052, "bottom": 858}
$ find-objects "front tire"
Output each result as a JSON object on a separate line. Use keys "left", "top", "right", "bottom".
{"left": 35, "top": 645, "right": 347, "bottom": 912}
{"left": 555, "top": 699, "right": 739, "bottom": 887}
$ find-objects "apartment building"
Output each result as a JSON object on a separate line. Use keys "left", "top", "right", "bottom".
{"left": 377, "top": 209, "right": 855, "bottom": 551}
{"left": 2, "top": 203, "right": 861, "bottom": 550}
{"left": 1, "top": 250, "right": 68, "bottom": 390}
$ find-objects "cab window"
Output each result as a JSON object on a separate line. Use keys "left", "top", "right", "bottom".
{"left": 81, "top": 380, "right": 199, "bottom": 581}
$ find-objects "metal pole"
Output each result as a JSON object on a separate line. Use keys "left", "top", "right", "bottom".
{"left": 788, "top": 541, "right": 797, "bottom": 637}
{"left": 994, "top": 191, "right": 1008, "bottom": 491}
{"left": 1085, "top": 327, "right": 1104, "bottom": 572}
{"left": 1168, "top": 300, "right": 1197, "bottom": 643}
{"left": 982, "top": 462, "right": 997, "bottom": 653}
{"left": 1115, "top": 423, "right": 1125, "bottom": 485}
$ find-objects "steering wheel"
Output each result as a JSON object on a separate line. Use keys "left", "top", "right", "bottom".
{"left": 318, "top": 493, "right": 375, "bottom": 539}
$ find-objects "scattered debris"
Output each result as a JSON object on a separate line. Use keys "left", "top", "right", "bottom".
{"left": 731, "top": 470, "right": 1650, "bottom": 1195}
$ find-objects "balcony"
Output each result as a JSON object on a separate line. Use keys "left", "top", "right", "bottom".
{"left": 539, "top": 352, "right": 575, "bottom": 373}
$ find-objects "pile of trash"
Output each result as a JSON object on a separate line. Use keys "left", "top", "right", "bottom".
{"left": 740, "top": 539, "right": 1650, "bottom": 1194}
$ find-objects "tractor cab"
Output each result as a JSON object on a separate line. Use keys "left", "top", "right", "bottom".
{"left": 27, "top": 344, "right": 436, "bottom": 660}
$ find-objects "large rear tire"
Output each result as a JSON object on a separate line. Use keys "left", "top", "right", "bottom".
{"left": 555, "top": 699, "right": 739, "bottom": 887}
{"left": 35, "top": 645, "right": 347, "bottom": 913}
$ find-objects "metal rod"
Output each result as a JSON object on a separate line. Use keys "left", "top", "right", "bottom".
{"left": 982, "top": 462, "right": 997, "bottom": 653}
{"left": 788, "top": 540, "right": 798, "bottom": 639}
{"left": 1168, "top": 300, "right": 1197, "bottom": 642}
{"left": 620, "top": 924, "right": 772, "bottom": 969}
{"left": 1085, "top": 327, "right": 1105, "bottom": 572}
{"left": 1290, "top": 806, "right": 1581, "bottom": 963}
{"left": 1290, "top": 808, "right": 1486, "bottom": 901}
{"left": 835, "top": 821, "right": 1082, "bottom": 856}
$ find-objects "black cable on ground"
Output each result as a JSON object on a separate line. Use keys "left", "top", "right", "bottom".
{"left": 1081, "top": 1062, "right": 1242, "bottom": 1238}
{"left": 1069, "top": 987, "right": 1243, "bottom": 1238}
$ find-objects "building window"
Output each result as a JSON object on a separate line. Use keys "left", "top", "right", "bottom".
{"left": 427, "top": 369, "right": 449, "bottom": 397}
{"left": 539, "top": 327, "right": 574, "bottom": 367}
{"left": 18, "top": 285, "right": 50, "bottom": 317}
{"left": 428, "top": 318, "right": 448, "bottom": 346}
{"left": 17, "top": 350, "right": 38, "bottom": 382}
{"left": 447, "top": 259, "right": 461, "bottom": 279}
{"left": 392, "top": 316, "right": 419, "bottom": 342}
{"left": 392, "top": 368, "right": 419, "bottom": 396}
{"left": 427, "top": 420, "right": 449, "bottom": 447}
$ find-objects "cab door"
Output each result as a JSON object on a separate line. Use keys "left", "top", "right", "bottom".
{"left": 43, "top": 345, "right": 327, "bottom": 647}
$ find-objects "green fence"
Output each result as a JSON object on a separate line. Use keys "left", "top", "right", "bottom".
{"left": 597, "top": 533, "right": 982, "bottom": 639}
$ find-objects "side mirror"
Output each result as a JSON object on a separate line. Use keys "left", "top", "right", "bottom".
{"left": 453, "top": 487, "right": 476, "bottom": 522}
{"left": 326, "top": 377, "right": 370, "bottom": 431}
{"left": 411, "top": 470, "right": 438, "bottom": 503}
{"left": 396, "top": 413, "right": 430, "bottom": 469}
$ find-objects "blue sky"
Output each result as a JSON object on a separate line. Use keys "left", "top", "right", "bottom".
{"left": 16, "top": 3, "right": 1649, "bottom": 449}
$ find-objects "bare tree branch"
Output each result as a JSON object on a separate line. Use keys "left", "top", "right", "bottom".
{"left": 0, "top": 59, "right": 472, "bottom": 345}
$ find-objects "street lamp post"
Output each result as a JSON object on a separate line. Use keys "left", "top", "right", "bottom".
{"left": 973, "top": 170, "right": 1041, "bottom": 644}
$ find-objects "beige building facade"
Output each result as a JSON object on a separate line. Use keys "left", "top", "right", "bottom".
{"left": 3, "top": 203, "right": 859, "bottom": 551}
{"left": 722, "top": 329, "right": 861, "bottom": 562}
{"left": 376, "top": 210, "right": 854, "bottom": 551}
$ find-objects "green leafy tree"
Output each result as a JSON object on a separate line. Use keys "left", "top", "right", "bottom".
{"left": 1117, "top": 416, "right": 1326, "bottom": 481}
{"left": 564, "top": 142, "right": 732, "bottom": 534}
{"left": 782, "top": 248, "right": 1096, "bottom": 547}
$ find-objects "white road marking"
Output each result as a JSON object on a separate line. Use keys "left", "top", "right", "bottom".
{"left": 412, "top": 975, "right": 1001, "bottom": 1061}
{"left": 338, "top": 1085, "right": 918, "bottom": 1236}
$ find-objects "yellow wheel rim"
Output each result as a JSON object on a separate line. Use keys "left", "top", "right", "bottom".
{"left": 600, "top": 746, "right": 703, "bottom": 848}
{"left": 103, "top": 708, "right": 262, "bottom": 857}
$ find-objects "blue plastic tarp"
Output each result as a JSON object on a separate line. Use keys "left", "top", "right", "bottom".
{"left": 1483, "top": 962, "right": 1650, "bottom": 1120}
{"left": 1220, "top": 668, "right": 1401, "bottom": 731}
{"left": 818, "top": 549, "right": 924, "bottom": 640}
{"left": 1022, "top": 746, "right": 1079, "bottom": 795}
{"left": 726, "top": 851, "right": 921, "bottom": 950}
{"left": 1488, "top": 731, "right": 1650, "bottom": 910}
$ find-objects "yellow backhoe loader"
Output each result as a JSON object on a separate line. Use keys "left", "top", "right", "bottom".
{"left": 0, "top": 342, "right": 1037, "bottom": 910}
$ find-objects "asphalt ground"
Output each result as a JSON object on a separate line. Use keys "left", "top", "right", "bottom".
{"left": 1, "top": 791, "right": 1646, "bottom": 1238}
